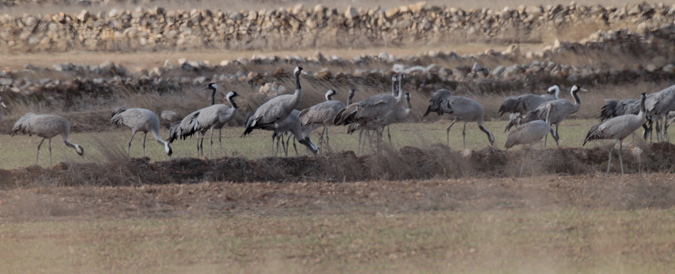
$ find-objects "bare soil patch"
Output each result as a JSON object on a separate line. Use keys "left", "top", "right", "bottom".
{"left": 1, "top": 143, "right": 673, "bottom": 190}
{"left": 1, "top": 172, "right": 673, "bottom": 222}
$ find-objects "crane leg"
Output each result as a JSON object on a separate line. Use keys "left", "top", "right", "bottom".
{"left": 199, "top": 133, "right": 206, "bottom": 157}
{"left": 387, "top": 125, "right": 392, "bottom": 146}
{"left": 292, "top": 136, "right": 299, "bottom": 156}
{"left": 462, "top": 122, "right": 467, "bottom": 149}
{"left": 36, "top": 138, "right": 46, "bottom": 165}
{"left": 607, "top": 142, "right": 614, "bottom": 174}
{"left": 619, "top": 140, "right": 624, "bottom": 174}
{"left": 446, "top": 119, "right": 457, "bottom": 147}
{"left": 324, "top": 125, "right": 330, "bottom": 150}
{"left": 357, "top": 129, "right": 364, "bottom": 154}
{"left": 48, "top": 138, "right": 53, "bottom": 166}
{"left": 550, "top": 128, "right": 559, "bottom": 147}
{"left": 209, "top": 128, "right": 214, "bottom": 159}
{"left": 197, "top": 132, "right": 199, "bottom": 158}
{"left": 128, "top": 130, "right": 137, "bottom": 157}
{"left": 142, "top": 132, "right": 147, "bottom": 157}
{"left": 219, "top": 128, "right": 223, "bottom": 154}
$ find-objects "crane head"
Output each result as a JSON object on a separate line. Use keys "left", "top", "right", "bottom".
{"left": 405, "top": 93, "right": 411, "bottom": 100}
{"left": 349, "top": 88, "right": 356, "bottom": 96}
{"left": 75, "top": 145, "right": 85, "bottom": 157}
{"left": 207, "top": 82, "right": 217, "bottom": 90}
{"left": 294, "top": 66, "right": 306, "bottom": 75}
{"left": 226, "top": 91, "right": 238, "bottom": 98}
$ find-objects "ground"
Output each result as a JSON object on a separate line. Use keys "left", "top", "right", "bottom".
{"left": 1, "top": 0, "right": 674, "bottom": 272}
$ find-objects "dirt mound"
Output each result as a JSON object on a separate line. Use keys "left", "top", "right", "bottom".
{"left": 0, "top": 144, "right": 672, "bottom": 189}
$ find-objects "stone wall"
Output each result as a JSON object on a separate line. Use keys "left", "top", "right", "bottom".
{"left": 0, "top": 2, "right": 673, "bottom": 52}
{"left": 1, "top": 26, "right": 673, "bottom": 103}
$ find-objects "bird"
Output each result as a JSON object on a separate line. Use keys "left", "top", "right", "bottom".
{"left": 505, "top": 103, "right": 554, "bottom": 176}
{"left": 378, "top": 92, "right": 413, "bottom": 145}
{"left": 598, "top": 97, "right": 650, "bottom": 140}
{"left": 498, "top": 85, "right": 559, "bottom": 116}
{"left": 644, "top": 85, "right": 675, "bottom": 142}
{"left": 0, "top": 96, "right": 6, "bottom": 122}
{"left": 169, "top": 84, "right": 239, "bottom": 158}
{"left": 168, "top": 82, "right": 220, "bottom": 156}
{"left": 583, "top": 93, "right": 647, "bottom": 174}
{"left": 266, "top": 110, "right": 320, "bottom": 156}
{"left": 243, "top": 66, "right": 307, "bottom": 137}
{"left": 299, "top": 89, "right": 349, "bottom": 149}
{"left": 111, "top": 107, "right": 172, "bottom": 157}
{"left": 11, "top": 113, "right": 85, "bottom": 166}
{"left": 334, "top": 74, "right": 406, "bottom": 149}
{"left": 505, "top": 85, "right": 586, "bottom": 146}
{"left": 423, "top": 89, "right": 494, "bottom": 148}
{"left": 344, "top": 75, "right": 400, "bottom": 152}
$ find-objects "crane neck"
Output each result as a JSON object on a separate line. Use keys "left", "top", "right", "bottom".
{"left": 209, "top": 87, "right": 217, "bottom": 106}
{"left": 571, "top": 90, "right": 580, "bottom": 105}
{"left": 295, "top": 71, "right": 301, "bottom": 92}
{"left": 325, "top": 91, "right": 332, "bottom": 101}
{"left": 553, "top": 87, "right": 560, "bottom": 99}
{"left": 228, "top": 96, "right": 238, "bottom": 109}
{"left": 405, "top": 95, "right": 412, "bottom": 109}
{"left": 348, "top": 92, "right": 355, "bottom": 105}
{"left": 391, "top": 78, "right": 398, "bottom": 96}
{"left": 638, "top": 96, "right": 646, "bottom": 119}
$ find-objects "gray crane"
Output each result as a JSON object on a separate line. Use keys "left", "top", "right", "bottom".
{"left": 344, "top": 75, "right": 400, "bottom": 152}
{"left": 499, "top": 85, "right": 559, "bottom": 116}
{"left": 11, "top": 113, "right": 85, "bottom": 166}
{"left": 168, "top": 82, "right": 221, "bottom": 156}
{"left": 266, "top": 110, "right": 320, "bottom": 156}
{"left": 0, "top": 96, "right": 6, "bottom": 121}
{"left": 334, "top": 74, "right": 406, "bottom": 149}
{"left": 169, "top": 85, "right": 239, "bottom": 158}
{"left": 505, "top": 85, "right": 585, "bottom": 146}
{"left": 111, "top": 107, "right": 172, "bottom": 157}
{"left": 243, "top": 67, "right": 307, "bottom": 136}
{"left": 599, "top": 97, "right": 651, "bottom": 140}
{"left": 644, "top": 85, "right": 675, "bottom": 142}
{"left": 379, "top": 92, "right": 413, "bottom": 145}
{"left": 584, "top": 93, "right": 647, "bottom": 174}
{"left": 423, "top": 89, "right": 495, "bottom": 148}
{"left": 505, "top": 104, "right": 554, "bottom": 176}
{"left": 299, "top": 89, "right": 350, "bottom": 149}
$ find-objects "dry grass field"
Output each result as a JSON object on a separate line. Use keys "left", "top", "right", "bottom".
{"left": 1, "top": 0, "right": 674, "bottom": 272}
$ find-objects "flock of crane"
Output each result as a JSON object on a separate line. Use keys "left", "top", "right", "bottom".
{"left": 2, "top": 65, "right": 674, "bottom": 174}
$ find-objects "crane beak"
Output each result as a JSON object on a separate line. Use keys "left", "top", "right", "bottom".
{"left": 423, "top": 106, "right": 432, "bottom": 117}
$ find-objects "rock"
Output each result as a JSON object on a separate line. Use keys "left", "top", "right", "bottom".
{"left": 345, "top": 6, "right": 359, "bottom": 19}
{"left": 193, "top": 76, "right": 207, "bottom": 85}
{"left": 491, "top": 65, "right": 506, "bottom": 77}
{"left": 409, "top": 1, "right": 427, "bottom": 13}
{"left": 385, "top": 7, "right": 400, "bottom": 18}
{"left": 77, "top": 10, "right": 90, "bottom": 22}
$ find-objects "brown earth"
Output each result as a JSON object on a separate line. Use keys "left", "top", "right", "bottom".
{"left": 1, "top": 143, "right": 673, "bottom": 189}
{"left": 1, "top": 172, "right": 673, "bottom": 222}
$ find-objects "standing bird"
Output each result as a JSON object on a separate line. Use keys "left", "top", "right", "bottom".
{"left": 334, "top": 74, "right": 406, "bottom": 149}
{"left": 299, "top": 89, "right": 349, "bottom": 149}
{"left": 111, "top": 107, "right": 172, "bottom": 157}
{"left": 169, "top": 85, "right": 239, "bottom": 158}
{"left": 379, "top": 92, "right": 413, "bottom": 145}
{"left": 506, "top": 85, "right": 585, "bottom": 146}
{"left": 498, "top": 85, "right": 560, "bottom": 116}
{"left": 505, "top": 104, "right": 554, "bottom": 176}
{"left": 0, "top": 96, "right": 6, "bottom": 122}
{"left": 266, "top": 110, "right": 320, "bottom": 156}
{"left": 11, "top": 113, "right": 85, "bottom": 166}
{"left": 423, "top": 89, "right": 495, "bottom": 148}
{"left": 584, "top": 93, "right": 648, "bottom": 174}
{"left": 644, "top": 85, "right": 675, "bottom": 142}
{"left": 168, "top": 82, "right": 220, "bottom": 156}
{"left": 599, "top": 97, "right": 650, "bottom": 140}
{"left": 243, "top": 67, "right": 308, "bottom": 136}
